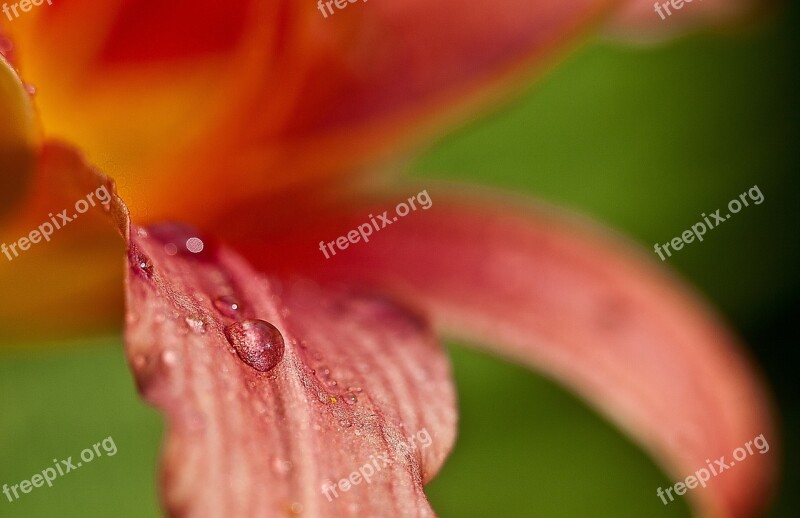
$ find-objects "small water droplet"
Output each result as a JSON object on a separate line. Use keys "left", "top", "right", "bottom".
{"left": 339, "top": 419, "right": 352, "bottom": 428}
{"left": 272, "top": 458, "right": 292, "bottom": 476}
{"left": 148, "top": 223, "right": 212, "bottom": 259}
{"left": 348, "top": 386, "right": 363, "bottom": 393}
{"left": 0, "top": 37, "right": 13, "bottom": 56}
{"left": 129, "top": 248, "right": 153, "bottom": 278}
{"left": 213, "top": 295, "right": 242, "bottom": 318}
{"left": 185, "top": 236, "right": 204, "bottom": 254}
{"left": 132, "top": 354, "right": 147, "bottom": 370}
{"left": 161, "top": 350, "right": 179, "bottom": 366}
{"left": 185, "top": 316, "right": 206, "bottom": 334}
{"left": 289, "top": 502, "right": 304, "bottom": 515}
{"left": 224, "top": 319, "right": 285, "bottom": 372}
{"left": 343, "top": 393, "right": 358, "bottom": 405}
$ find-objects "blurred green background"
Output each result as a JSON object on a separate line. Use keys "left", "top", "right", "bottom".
{"left": 1, "top": 4, "right": 797, "bottom": 517}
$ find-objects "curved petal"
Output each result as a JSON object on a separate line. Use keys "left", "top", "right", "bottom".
{"left": 4, "top": 0, "right": 621, "bottom": 221}
{"left": 123, "top": 223, "right": 456, "bottom": 517}
{"left": 0, "top": 142, "right": 123, "bottom": 341}
{"left": 0, "top": 54, "right": 38, "bottom": 220}
{"left": 229, "top": 187, "right": 777, "bottom": 517}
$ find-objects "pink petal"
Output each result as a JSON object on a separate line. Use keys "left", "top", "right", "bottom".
{"left": 124, "top": 222, "right": 457, "bottom": 516}
{"left": 235, "top": 189, "right": 777, "bottom": 517}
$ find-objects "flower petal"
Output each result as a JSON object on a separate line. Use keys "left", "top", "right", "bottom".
{"left": 5, "top": 0, "right": 620, "bottom": 221}
{"left": 124, "top": 223, "right": 456, "bottom": 516}
{"left": 0, "top": 54, "right": 38, "bottom": 220}
{"left": 232, "top": 188, "right": 777, "bottom": 517}
{"left": 0, "top": 142, "right": 124, "bottom": 341}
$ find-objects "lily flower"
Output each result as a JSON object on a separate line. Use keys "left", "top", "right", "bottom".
{"left": 0, "top": 1, "right": 774, "bottom": 517}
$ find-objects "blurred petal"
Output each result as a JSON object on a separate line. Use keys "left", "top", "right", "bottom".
{"left": 606, "top": 0, "right": 764, "bottom": 43}
{"left": 231, "top": 187, "right": 777, "bottom": 517}
{"left": 0, "top": 142, "right": 123, "bottom": 342}
{"left": 5, "top": 0, "right": 619, "bottom": 221}
{"left": 124, "top": 223, "right": 456, "bottom": 517}
{"left": 0, "top": 54, "right": 38, "bottom": 220}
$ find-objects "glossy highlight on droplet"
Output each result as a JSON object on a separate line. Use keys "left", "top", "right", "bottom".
{"left": 148, "top": 222, "right": 212, "bottom": 259}
{"left": 224, "top": 319, "right": 285, "bottom": 372}
{"left": 129, "top": 247, "right": 153, "bottom": 279}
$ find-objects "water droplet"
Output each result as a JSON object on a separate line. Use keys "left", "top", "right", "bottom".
{"left": 185, "top": 316, "right": 206, "bottom": 334}
{"left": 343, "top": 393, "right": 358, "bottom": 405}
{"left": 129, "top": 248, "right": 153, "bottom": 278}
{"left": 224, "top": 319, "right": 285, "bottom": 372}
{"left": 148, "top": 222, "right": 212, "bottom": 259}
{"left": 348, "top": 386, "right": 363, "bottom": 393}
{"left": 289, "top": 502, "right": 304, "bottom": 515}
{"left": 0, "top": 37, "right": 13, "bottom": 56}
{"left": 213, "top": 295, "right": 242, "bottom": 318}
{"left": 339, "top": 419, "right": 352, "bottom": 428}
{"left": 161, "top": 350, "right": 179, "bottom": 366}
{"left": 186, "top": 236, "right": 204, "bottom": 253}
{"left": 272, "top": 458, "right": 292, "bottom": 475}
{"left": 132, "top": 354, "right": 147, "bottom": 370}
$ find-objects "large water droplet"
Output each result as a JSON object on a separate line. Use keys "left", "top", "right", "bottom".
{"left": 213, "top": 295, "right": 242, "bottom": 318}
{"left": 224, "top": 319, "right": 285, "bottom": 372}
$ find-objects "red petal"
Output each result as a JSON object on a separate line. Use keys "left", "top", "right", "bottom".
{"left": 124, "top": 223, "right": 456, "bottom": 516}
{"left": 234, "top": 189, "right": 777, "bottom": 517}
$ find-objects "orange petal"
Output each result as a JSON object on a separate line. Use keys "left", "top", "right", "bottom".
{"left": 124, "top": 222, "right": 456, "bottom": 516}
{"left": 5, "top": 0, "right": 619, "bottom": 221}
{"left": 232, "top": 188, "right": 778, "bottom": 517}
{"left": 0, "top": 142, "right": 124, "bottom": 342}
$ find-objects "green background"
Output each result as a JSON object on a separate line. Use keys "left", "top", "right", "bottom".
{"left": 1, "top": 5, "right": 797, "bottom": 517}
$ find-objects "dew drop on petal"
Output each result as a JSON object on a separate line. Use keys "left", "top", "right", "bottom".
{"left": 129, "top": 248, "right": 153, "bottom": 279}
{"left": 148, "top": 222, "right": 212, "bottom": 259}
{"left": 185, "top": 316, "right": 206, "bottom": 334}
{"left": 343, "top": 393, "right": 358, "bottom": 405}
{"left": 224, "top": 319, "right": 285, "bottom": 372}
{"left": 185, "top": 237, "right": 204, "bottom": 254}
{"left": 213, "top": 295, "right": 242, "bottom": 318}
